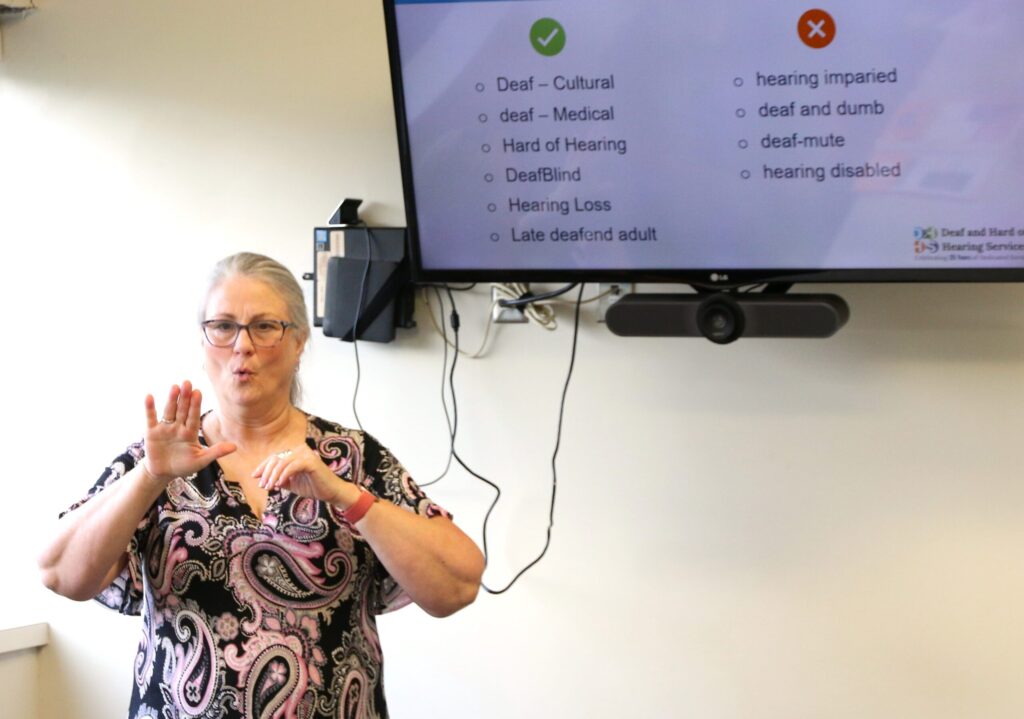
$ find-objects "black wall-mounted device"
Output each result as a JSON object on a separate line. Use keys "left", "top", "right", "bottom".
{"left": 605, "top": 292, "right": 849, "bottom": 344}
{"left": 311, "top": 225, "right": 414, "bottom": 343}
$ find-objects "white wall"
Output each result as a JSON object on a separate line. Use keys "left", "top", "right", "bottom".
{"left": 0, "top": 649, "right": 39, "bottom": 719}
{"left": 3, "top": 2, "right": 1024, "bottom": 718}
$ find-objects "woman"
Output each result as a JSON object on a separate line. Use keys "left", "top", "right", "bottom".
{"left": 38, "top": 252, "right": 485, "bottom": 719}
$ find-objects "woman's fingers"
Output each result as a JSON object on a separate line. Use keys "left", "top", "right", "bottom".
{"left": 257, "top": 450, "right": 307, "bottom": 490}
{"left": 201, "top": 441, "right": 237, "bottom": 464}
{"left": 151, "top": 381, "right": 201, "bottom": 429}
{"left": 143, "top": 381, "right": 220, "bottom": 482}
{"left": 145, "top": 394, "right": 159, "bottom": 428}
{"left": 175, "top": 380, "right": 192, "bottom": 424}
{"left": 257, "top": 455, "right": 287, "bottom": 489}
{"left": 256, "top": 447, "right": 336, "bottom": 498}
{"left": 160, "top": 384, "right": 181, "bottom": 424}
{"left": 185, "top": 387, "right": 203, "bottom": 430}
{"left": 252, "top": 457, "right": 269, "bottom": 478}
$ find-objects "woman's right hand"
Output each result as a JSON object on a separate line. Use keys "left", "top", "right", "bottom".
{"left": 143, "top": 380, "right": 236, "bottom": 482}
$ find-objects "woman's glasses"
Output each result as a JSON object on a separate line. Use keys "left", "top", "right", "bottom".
{"left": 201, "top": 319, "right": 294, "bottom": 348}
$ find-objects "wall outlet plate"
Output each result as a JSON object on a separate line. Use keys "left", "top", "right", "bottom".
{"left": 491, "top": 286, "right": 528, "bottom": 323}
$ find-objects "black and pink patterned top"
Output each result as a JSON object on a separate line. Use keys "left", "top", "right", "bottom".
{"left": 64, "top": 414, "right": 449, "bottom": 719}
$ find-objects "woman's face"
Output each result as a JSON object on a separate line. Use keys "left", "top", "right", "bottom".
{"left": 202, "top": 274, "right": 302, "bottom": 413}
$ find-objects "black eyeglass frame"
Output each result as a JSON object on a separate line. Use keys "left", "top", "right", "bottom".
{"left": 200, "top": 319, "right": 296, "bottom": 348}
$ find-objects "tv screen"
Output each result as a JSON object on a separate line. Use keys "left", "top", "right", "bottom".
{"left": 382, "top": 0, "right": 1024, "bottom": 286}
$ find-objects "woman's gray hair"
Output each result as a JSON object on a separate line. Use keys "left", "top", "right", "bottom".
{"left": 200, "top": 252, "right": 310, "bottom": 405}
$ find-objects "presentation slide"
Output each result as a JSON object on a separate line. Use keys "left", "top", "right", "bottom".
{"left": 393, "top": 0, "right": 1024, "bottom": 271}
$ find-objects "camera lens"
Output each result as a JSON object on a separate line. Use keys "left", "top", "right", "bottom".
{"left": 696, "top": 296, "right": 745, "bottom": 344}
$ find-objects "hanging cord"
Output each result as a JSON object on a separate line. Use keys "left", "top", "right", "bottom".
{"left": 422, "top": 286, "right": 498, "bottom": 359}
{"left": 419, "top": 286, "right": 456, "bottom": 487}
{"left": 445, "top": 283, "right": 586, "bottom": 593}
{"left": 349, "top": 227, "right": 373, "bottom": 432}
{"left": 543, "top": 285, "right": 616, "bottom": 306}
{"left": 495, "top": 281, "right": 580, "bottom": 307}
{"left": 419, "top": 282, "right": 477, "bottom": 292}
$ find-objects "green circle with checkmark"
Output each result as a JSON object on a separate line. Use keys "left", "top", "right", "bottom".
{"left": 530, "top": 18, "right": 566, "bottom": 56}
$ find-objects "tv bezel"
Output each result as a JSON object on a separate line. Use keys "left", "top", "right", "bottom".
{"left": 380, "top": 0, "right": 1024, "bottom": 288}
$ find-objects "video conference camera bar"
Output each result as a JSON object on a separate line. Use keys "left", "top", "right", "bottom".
{"left": 605, "top": 287, "right": 850, "bottom": 344}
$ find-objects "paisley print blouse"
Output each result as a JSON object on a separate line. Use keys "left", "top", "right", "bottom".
{"left": 65, "top": 414, "right": 449, "bottom": 719}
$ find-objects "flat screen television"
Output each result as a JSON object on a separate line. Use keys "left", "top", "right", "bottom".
{"left": 382, "top": 0, "right": 1024, "bottom": 287}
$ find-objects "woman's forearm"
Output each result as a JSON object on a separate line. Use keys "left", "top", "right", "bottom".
{"left": 38, "top": 465, "right": 165, "bottom": 601}
{"left": 355, "top": 501, "right": 485, "bottom": 617}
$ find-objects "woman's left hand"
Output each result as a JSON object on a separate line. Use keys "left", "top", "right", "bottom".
{"left": 257, "top": 444, "right": 485, "bottom": 617}
{"left": 252, "top": 444, "right": 360, "bottom": 507}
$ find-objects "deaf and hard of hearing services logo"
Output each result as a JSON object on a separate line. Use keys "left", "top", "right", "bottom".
{"left": 914, "top": 226, "right": 939, "bottom": 254}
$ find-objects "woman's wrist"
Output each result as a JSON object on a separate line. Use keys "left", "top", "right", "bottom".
{"left": 138, "top": 460, "right": 171, "bottom": 485}
{"left": 129, "top": 463, "right": 173, "bottom": 506}
{"left": 329, "top": 480, "right": 378, "bottom": 523}
{"left": 330, "top": 480, "right": 362, "bottom": 509}
{"left": 341, "top": 489, "right": 378, "bottom": 525}
{"left": 138, "top": 461, "right": 160, "bottom": 483}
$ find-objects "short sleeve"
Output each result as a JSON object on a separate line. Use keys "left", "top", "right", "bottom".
{"left": 60, "top": 440, "right": 157, "bottom": 616}
{"left": 359, "top": 432, "right": 452, "bottom": 614}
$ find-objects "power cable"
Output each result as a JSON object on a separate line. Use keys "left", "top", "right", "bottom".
{"left": 349, "top": 227, "right": 373, "bottom": 432}
{"left": 419, "top": 286, "right": 455, "bottom": 487}
{"left": 442, "top": 283, "right": 586, "bottom": 593}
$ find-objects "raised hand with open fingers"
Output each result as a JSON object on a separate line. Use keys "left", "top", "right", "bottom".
{"left": 143, "top": 380, "right": 236, "bottom": 482}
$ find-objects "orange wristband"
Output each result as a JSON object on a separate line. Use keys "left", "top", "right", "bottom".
{"left": 342, "top": 489, "right": 377, "bottom": 524}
